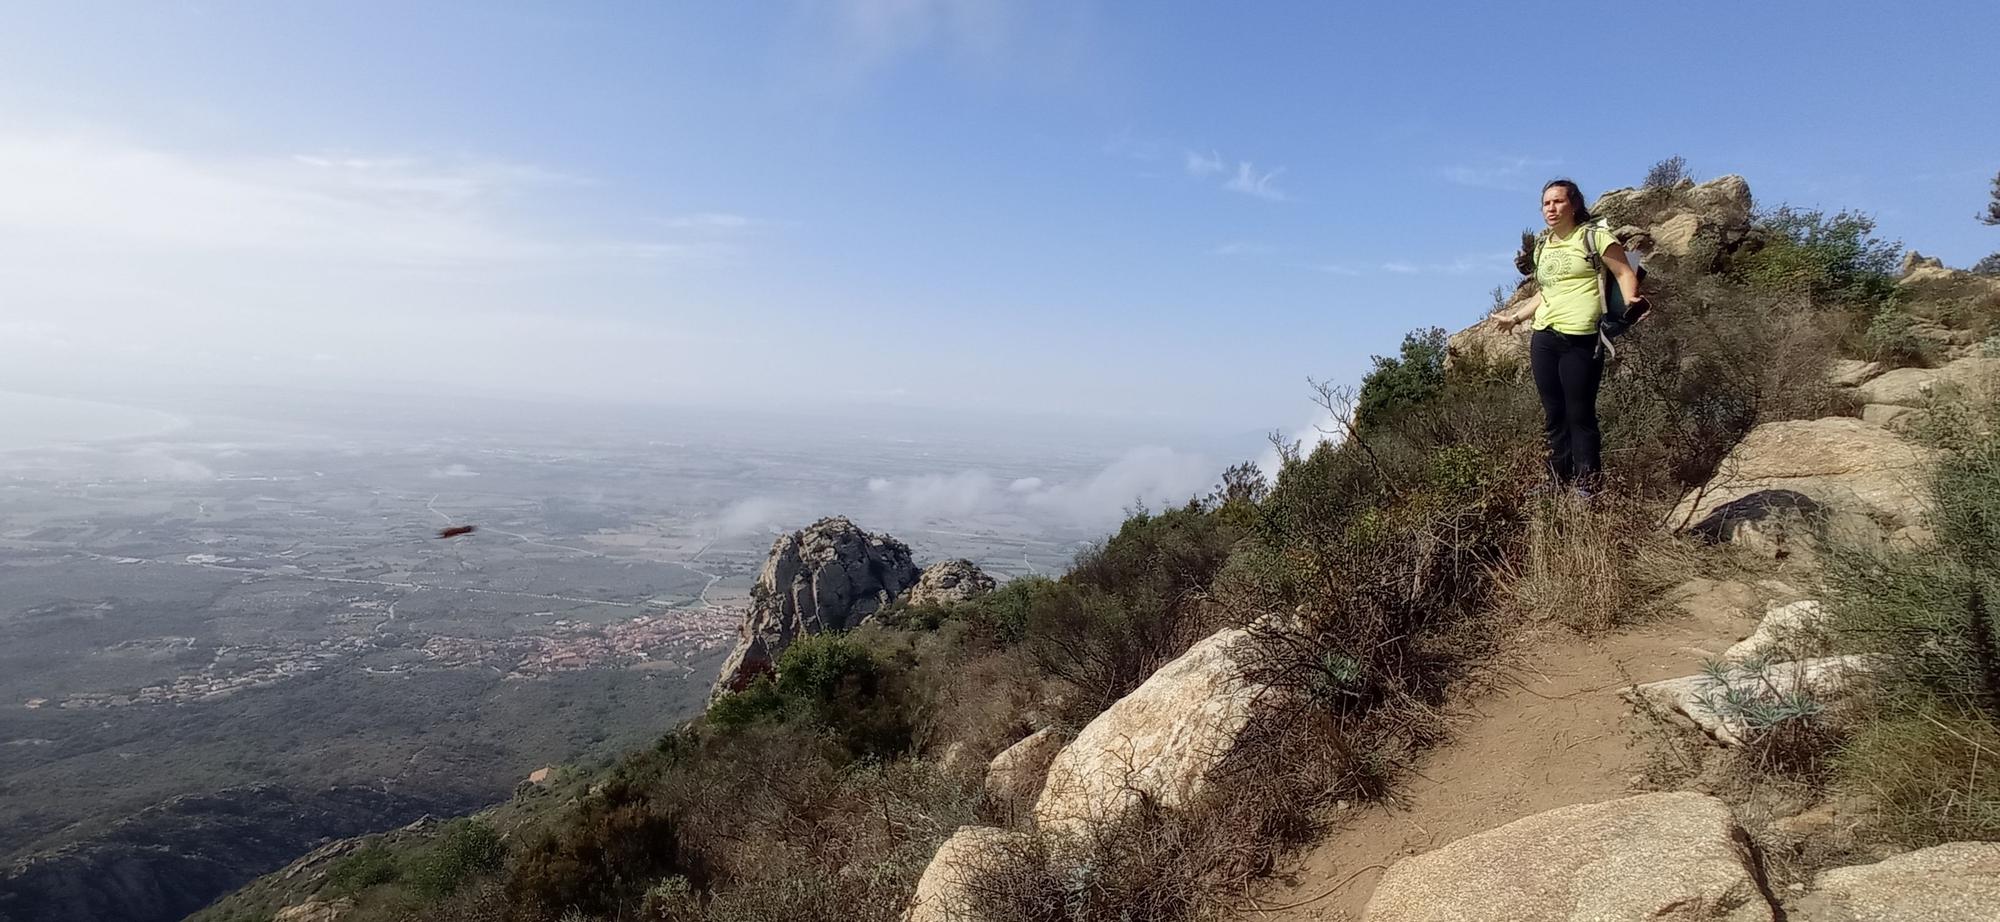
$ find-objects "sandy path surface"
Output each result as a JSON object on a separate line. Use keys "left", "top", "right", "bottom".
{"left": 1243, "top": 577, "right": 1791, "bottom": 920}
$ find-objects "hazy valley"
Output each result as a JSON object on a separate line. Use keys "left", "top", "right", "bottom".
{"left": 0, "top": 392, "right": 1221, "bottom": 921}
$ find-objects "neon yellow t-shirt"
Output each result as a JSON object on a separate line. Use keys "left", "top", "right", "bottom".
{"left": 1533, "top": 220, "right": 1616, "bottom": 335}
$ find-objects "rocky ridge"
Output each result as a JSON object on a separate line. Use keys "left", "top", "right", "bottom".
{"left": 0, "top": 786, "right": 468, "bottom": 922}
{"left": 713, "top": 517, "right": 994, "bottom": 693}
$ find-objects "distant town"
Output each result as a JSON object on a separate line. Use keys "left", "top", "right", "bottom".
{"left": 25, "top": 608, "right": 742, "bottom": 711}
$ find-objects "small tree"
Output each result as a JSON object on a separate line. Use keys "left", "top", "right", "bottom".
{"left": 1208, "top": 461, "right": 1267, "bottom": 508}
{"left": 1982, "top": 169, "right": 2000, "bottom": 226}
{"left": 1644, "top": 155, "right": 1691, "bottom": 189}
{"left": 1355, "top": 327, "right": 1448, "bottom": 433}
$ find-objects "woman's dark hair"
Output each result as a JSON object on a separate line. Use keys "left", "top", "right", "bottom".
{"left": 1541, "top": 178, "right": 1592, "bottom": 224}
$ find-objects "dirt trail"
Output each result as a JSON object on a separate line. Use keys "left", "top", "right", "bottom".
{"left": 1243, "top": 577, "right": 1794, "bottom": 921}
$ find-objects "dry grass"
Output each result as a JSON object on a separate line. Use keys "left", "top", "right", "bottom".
{"left": 1505, "top": 489, "right": 1706, "bottom": 633}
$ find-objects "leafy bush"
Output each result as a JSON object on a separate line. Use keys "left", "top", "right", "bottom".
{"left": 407, "top": 819, "right": 507, "bottom": 900}
{"left": 1975, "top": 252, "right": 2000, "bottom": 276}
{"left": 1862, "top": 303, "right": 1933, "bottom": 365}
{"left": 505, "top": 796, "right": 695, "bottom": 921}
{"left": 1824, "top": 390, "right": 2000, "bottom": 842}
{"left": 707, "top": 633, "right": 916, "bottom": 760}
{"left": 1355, "top": 327, "right": 1448, "bottom": 433}
{"left": 1027, "top": 504, "right": 1242, "bottom": 720}
{"left": 327, "top": 844, "right": 401, "bottom": 895}
{"left": 1737, "top": 207, "right": 1901, "bottom": 305}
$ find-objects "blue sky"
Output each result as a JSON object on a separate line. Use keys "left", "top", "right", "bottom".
{"left": 2, "top": 0, "right": 1996, "bottom": 442}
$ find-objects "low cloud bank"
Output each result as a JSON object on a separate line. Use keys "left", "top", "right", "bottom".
{"left": 863, "top": 445, "right": 1219, "bottom": 530}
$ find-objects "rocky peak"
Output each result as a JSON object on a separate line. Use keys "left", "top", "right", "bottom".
{"left": 904, "top": 559, "right": 997, "bottom": 607}
{"left": 1448, "top": 174, "right": 1761, "bottom": 372}
{"left": 713, "top": 516, "right": 921, "bottom": 694}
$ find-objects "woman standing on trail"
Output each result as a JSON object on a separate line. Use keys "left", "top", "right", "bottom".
{"left": 1494, "top": 179, "right": 1647, "bottom": 491}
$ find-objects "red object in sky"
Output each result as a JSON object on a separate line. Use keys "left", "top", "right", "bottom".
{"left": 437, "top": 525, "right": 477, "bottom": 539}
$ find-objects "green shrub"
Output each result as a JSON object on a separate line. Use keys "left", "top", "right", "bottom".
{"left": 1825, "top": 391, "right": 2000, "bottom": 842}
{"left": 1028, "top": 504, "right": 1242, "bottom": 720}
{"left": 707, "top": 634, "right": 916, "bottom": 760}
{"left": 327, "top": 844, "right": 400, "bottom": 894}
{"left": 1356, "top": 327, "right": 1448, "bottom": 433}
{"left": 1737, "top": 206, "right": 1900, "bottom": 305}
{"left": 407, "top": 819, "right": 507, "bottom": 900}
{"left": 506, "top": 798, "right": 694, "bottom": 921}
{"left": 1862, "top": 303, "right": 1932, "bottom": 365}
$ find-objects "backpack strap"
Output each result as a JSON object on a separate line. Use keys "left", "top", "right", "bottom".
{"left": 1582, "top": 223, "right": 1603, "bottom": 272}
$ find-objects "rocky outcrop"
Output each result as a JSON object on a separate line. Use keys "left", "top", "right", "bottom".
{"left": 982, "top": 728, "right": 1064, "bottom": 809}
{"left": 1827, "top": 359, "right": 1886, "bottom": 388}
{"left": 1672, "top": 417, "right": 1936, "bottom": 553}
{"left": 1725, "top": 600, "right": 1828, "bottom": 660}
{"left": 1033, "top": 626, "right": 1272, "bottom": 839}
{"left": 274, "top": 899, "right": 353, "bottom": 922}
{"left": 1627, "top": 655, "right": 1878, "bottom": 746}
{"left": 905, "top": 559, "right": 997, "bottom": 607}
{"left": 0, "top": 785, "right": 460, "bottom": 922}
{"left": 1445, "top": 299, "right": 1533, "bottom": 372}
{"left": 1592, "top": 175, "right": 1757, "bottom": 269}
{"left": 714, "top": 517, "right": 920, "bottom": 693}
{"left": 1791, "top": 841, "right": 2000, "bottom": 921}
{"left": 904, "top": 826, "right": 1027, "bottom": 922}
{"left": 1451, "top": 176, "right": 1759, "bottom": 367}
{"left": 1362, "top": 792, "right": 1772, "bottom": 921}
{"left": 1854, "top": 355, "right": 2000, "bottom": 408}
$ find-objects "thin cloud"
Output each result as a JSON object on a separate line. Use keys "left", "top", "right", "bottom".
{"left": 0, "top": 127, "right": 677, "bottom": 269}
{"left": 1209, "top": 240, "right": 1273, "bottom": 257}
{"left": 1441, "top": 156, "right": 1562, "bottom": 191}
{"left": 1184, "top": 149, "right": 1226, "bottom": 177}
{"left": 658, "top": 212, "right": 763, "bottom": 230}
{"left": 1378, "top": 251, "right": 1513, "bottom": 275}
{"left": 862, "top": 447, "right": 1216, "bottom": 529}
{"left": 1223, "top": 161, "right": 1289, "bottom": 201}
{"left": 1315, "top": 263, "right": 1362, "bottom": 276}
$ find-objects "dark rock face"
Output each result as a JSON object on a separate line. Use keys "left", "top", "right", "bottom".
{"left": 0, "top": 785, "right": 471, "bottom": 922}
{"left": 713, "top": 517, "right": 920, "bottom": 694}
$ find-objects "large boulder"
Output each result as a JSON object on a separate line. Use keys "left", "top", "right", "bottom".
{"left": 905, "top": 559, "right": 997, "bottom": 607}
{"left": 1724, "top": 600, "right": 1828, "bottom": 661}
{"left": 1827, "top": 359, "right": 1886, "bottom": 388}
{"left": 713, "top": 516, "right": 920, "bottom": 693}
{"left": 904, "top": 826, "right": 1028, "bottom": 922}
{"left": 1032, "top": 626, "right": 1271, "bottom": 839}
{"left": 1791, "top": 841, "right": 2000, "bottom": 921}
{"left": 983, "top": 727, "right": 1064, "bottom": 809}
{"left": 1854, "top": 355, "right": 2000, "bottom": 408}
{"left": 1362, "top": 792, "right": 1773, "bottom": 921}
{"left": 1671, "top": 417, "right": 1936, "bottom": 551}
{"left": 1687, "top": 174, "right": 1755, "bottom": 228}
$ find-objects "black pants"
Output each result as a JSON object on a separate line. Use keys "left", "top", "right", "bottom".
{"left": 1530, "top": 328, "right": 1604, "bottom": 484}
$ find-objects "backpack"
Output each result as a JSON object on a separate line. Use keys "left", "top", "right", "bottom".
{"left": 1535, "top": 222, "right": 1650, "bottom": 352}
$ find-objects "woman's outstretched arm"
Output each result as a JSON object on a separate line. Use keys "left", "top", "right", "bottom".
{"left": 1493, "top": 291, "right": 1541, "bottom": 331}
